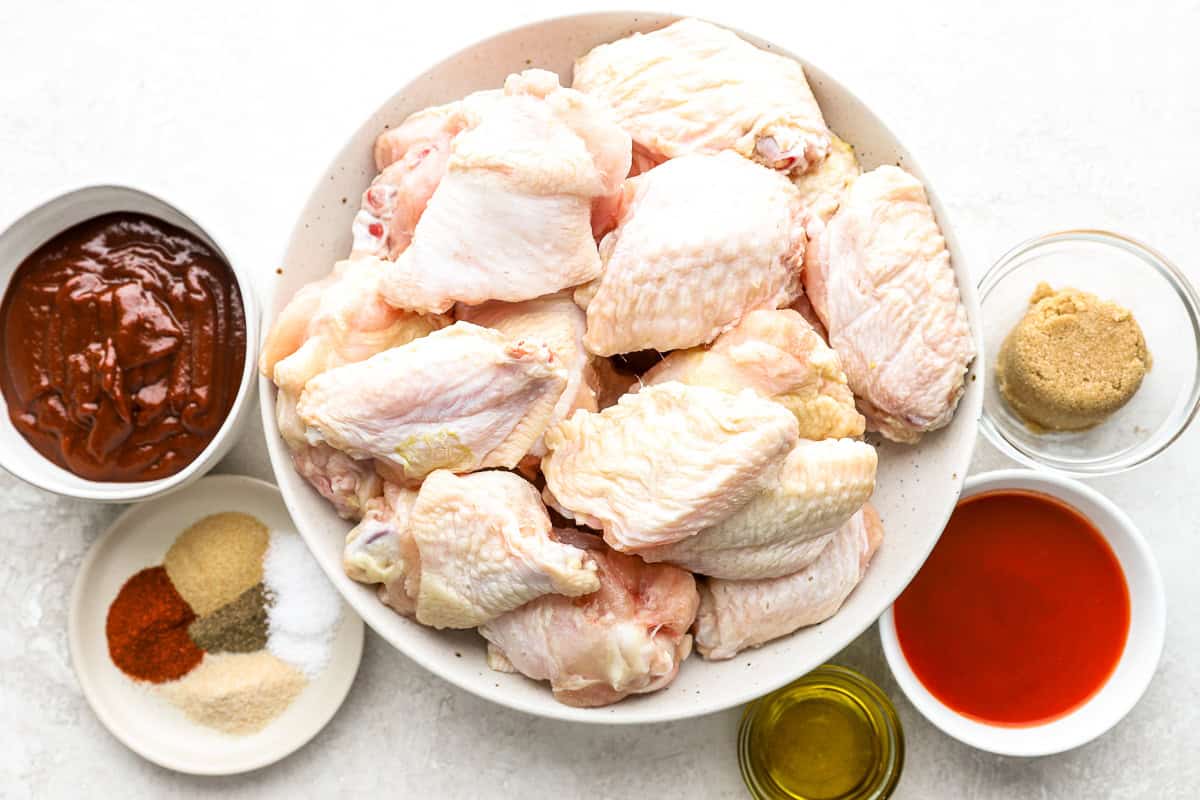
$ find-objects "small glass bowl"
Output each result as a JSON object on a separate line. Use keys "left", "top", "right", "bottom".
{"left": 979, "top": 230, "right": 1200, "bottom": 477}
{"left": 738, "top": 665, "right": 904, "bottom": 800}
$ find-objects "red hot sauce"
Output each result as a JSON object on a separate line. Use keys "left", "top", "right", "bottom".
{"left": 0, "top": 212, "right": 246, "bottom": 481}
{"left": 893, "top": 490, "right": 1130, "bottom": 727}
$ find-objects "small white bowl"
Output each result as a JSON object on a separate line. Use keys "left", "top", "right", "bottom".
{"left": 879, "top": 469, "right": 1166, "bottom": 757}
{"left": 0, "top": 185, "right": 258, "bottom": 502}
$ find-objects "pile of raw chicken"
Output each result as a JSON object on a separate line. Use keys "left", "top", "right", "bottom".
{"left": 260, "top": 19, "right": 975, "bottom": 708}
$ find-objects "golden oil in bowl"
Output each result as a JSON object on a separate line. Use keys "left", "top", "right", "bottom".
{"left": 738, "top": 665, "right": 903, "bottom": 800}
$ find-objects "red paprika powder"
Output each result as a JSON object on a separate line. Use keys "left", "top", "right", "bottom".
{"left": 106, "top": 566, "right": 204, "bottom": 682}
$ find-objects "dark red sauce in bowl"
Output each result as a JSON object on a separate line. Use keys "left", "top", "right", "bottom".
{"left": 893, "top": 490, "right": 1130, "bottom": 727}
{"left": 0, "top": 212, "right": 246, "bottom": 482}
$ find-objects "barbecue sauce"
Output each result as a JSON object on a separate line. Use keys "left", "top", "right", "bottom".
{"left": 0, "top": 213, "right": 246, "bottom": 481}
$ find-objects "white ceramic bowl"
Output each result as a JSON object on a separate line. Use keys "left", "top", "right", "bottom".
{"left": 69, "top": 475, "right": 364, "bottom": 774}
{"left": 0, "top": 185, "right": 259, "bottom": 502}
{"left": 260, "top": 12, "right": 985, "bottom": 723}
{"left": 879, "top": 469, "right": 1166, "bottom": 756}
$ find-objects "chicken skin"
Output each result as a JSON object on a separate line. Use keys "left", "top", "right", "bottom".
{"left": 574, "top": 18, "right": 831, "bottom": 175}
{"left": 577, "top": 152, "right": 805, "bottom": 355}
{"left": 296, "top": 322, "right": 566, "bottom": 484}
{"left": 480, "top": 534, "right": 698, "bottom": 707}
{"left": 457, "top": 293, "right": 602, "bottom": 458}
{"left": 542, "top": 382, "right": 798, "bottom": 551}
{"left": 380, "top": 70, "right": 631, "bottom": 314}
{"left": 640, "top": 308, "right": 864, "bottom": 440}
{"left": 352, "top": 101, "right": 470, "bottom": 260}
{"left": 694, "top": 504, "right": 882, "bottom": 660}
{"left": 260, "top": 271, "right": 336, "bottom": 380}
{"left": 793, "top": 135, "right": 860, "bottom": 275}
{"left": 789, "top": 294, "right": 829, "bottom": 342}
{"left": 343, "top": 472, "right": 598, "bottom": 629}
{"left": 807, "top": 166, "right": 974, "bottom": 442}
{"left": 637, "top": 438, "right": 877, "bottom": 580}
{"left": 289, "top": 441, "right": 382, "bottom": 521}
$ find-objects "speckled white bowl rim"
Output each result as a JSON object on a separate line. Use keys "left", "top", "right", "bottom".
{"left": 879, "top": 469, "right": 1167, "bottom": 756}
{"left": 258, "top": 11, "right": 985, "bottom": 724}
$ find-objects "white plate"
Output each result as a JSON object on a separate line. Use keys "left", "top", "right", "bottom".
{"left": 68, "top": 474, "right": 364, "bottom": 774}
{"left": 879, "top": 469, "right": 1166, "bottom": 757}
{"left": 259, "top": 11, "right": 984, "bottom": 723}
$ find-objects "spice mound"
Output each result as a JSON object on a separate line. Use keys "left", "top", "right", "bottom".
{"left": 107, "top": 566, "right": 204, "bottom": 682}
{"left": 996, "top": 283, "right": 1151, "bottom": 431}
{"left": 160, "top": 652, "right": 306, "bottom": 735}
{"left": 188, "top": 583, "right": 269, "bottom": 654}
{"left": 263, "top": 530, "right": 342, "bottom": 678}
{"left": 104, "top": 512, "right": 342, "bottom": 735}
{"left": 165, "top": 512, "right": 268, "bottom": 616}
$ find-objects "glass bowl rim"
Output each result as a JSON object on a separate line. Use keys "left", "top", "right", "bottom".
{"left": 978, "top": 228, "right": 1200, "bottom": 477}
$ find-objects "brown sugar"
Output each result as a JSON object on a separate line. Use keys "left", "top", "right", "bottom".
{"left": 996, "top": 283, "right": 1151, "bottom": 431}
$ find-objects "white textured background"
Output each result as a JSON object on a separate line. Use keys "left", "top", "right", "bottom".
{"left": 2, "top": 1, "right": 1198, "bottom": 797}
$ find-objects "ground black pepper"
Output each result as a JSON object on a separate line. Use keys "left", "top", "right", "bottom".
{"left": 187, "top": 583, "right": 270, "bottom": 654}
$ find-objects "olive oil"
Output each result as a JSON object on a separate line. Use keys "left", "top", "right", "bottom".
{"left": 739, "top": 666, "right": 903, "bottom": 800}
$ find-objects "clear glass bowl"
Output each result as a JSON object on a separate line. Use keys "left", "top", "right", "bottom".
{"left": 738, "top": 665, "right": 904, "bottom": 800}
{"left": 980, "top": 230, "right": 1200, "bottom": 476}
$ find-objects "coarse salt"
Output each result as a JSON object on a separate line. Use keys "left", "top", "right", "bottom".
{"left": 263, "top": 530, "right": 342, "bottom": 678}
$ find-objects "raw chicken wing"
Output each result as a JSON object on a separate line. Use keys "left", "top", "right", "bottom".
{"left": 343, "top": 472, "right": 598, "bottom": 628}
{"left": 274, "top": 373, "right": 380, "bottom": 520}
{"left": 574, "top": 18, "right": 831, "bottom": 174}
{"left": 542, "top": 382, "right": 799, "bottom": 551}
{"left": 807, "top": 166, "right": 974, "bottom": 442}
{"left": 261, "top": 258, "right": 445, "bottom": 518}
{"left": 694, "top": 504, "right": 883, "bottom": 659}
{"left": 641, "top": 308, "right": 864, "bottom": 440}
{"left": 381, "top": 70, "right": 631, "bottom": 313}
{"left": 266, "top": 258, "right": 448, "bottom": 399}
{"left": 297, "top": 322, "right": 567, "bottom": 483}
{"left": 351, "top": 101, "right": 471, "bottom": 260}
{"left": 638, "top": 438, "right": 877, "bottom": 579}
{"left": 290, "top": 441, "right": 382, "bottom": 521}
{"left": 411, "top": 471, "right": 598, "bottom": 628}
{"left": 343, "top": 481, "right": 420, "bottom": 613}
{"left": 458, "top": 293, "right": 600, "bottom": 457}
{"left": 794, "top": 136, "right": 860, "bottom": 229}
{"left": 276, "top": 386, "right": 382, "bottom": 521}
{"left": 577, "top": 152, "right": 805, "bottom": 355}
{"left": 480, "top": 535, "right": 698, "bottom": 707}
{"left": 260, "top": 271, "right": 336, "bottom": 379}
